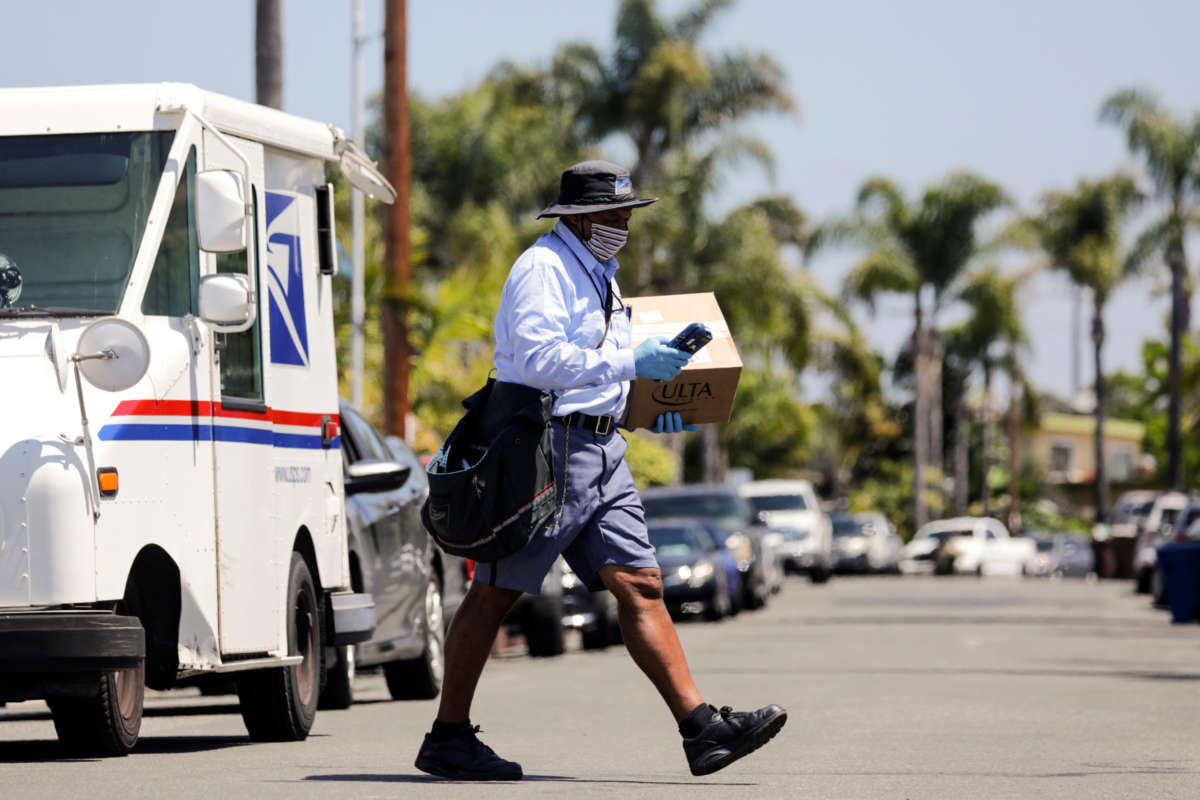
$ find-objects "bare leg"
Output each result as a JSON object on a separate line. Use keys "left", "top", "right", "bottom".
{"left": 435, "top": 581, "right": 522, "bottom": 723}
{"left": 598, "top": 564, "right": 704, "bottom": 722}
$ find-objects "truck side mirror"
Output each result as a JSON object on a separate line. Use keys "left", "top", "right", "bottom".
{"left": 195, "top": 170, "right": 248, "bottom": 252}
{"left": 198, "top": 274, "right": 255, "bottom": 333}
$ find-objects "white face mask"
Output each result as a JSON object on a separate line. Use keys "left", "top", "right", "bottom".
{"left": 584, "top": 222, "right": 628, "bottom": 262}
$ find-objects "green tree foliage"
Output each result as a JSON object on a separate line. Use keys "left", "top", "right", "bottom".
{"left": 1033, "top": 174, "right": 1142, "bottom": 520}
{"left": 1100, "top": 88, "right": 1200, "bottom": 489}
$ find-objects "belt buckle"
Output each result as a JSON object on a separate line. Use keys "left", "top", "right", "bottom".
{"left": 594, "top": 415, "right": 613, "bottom": 436}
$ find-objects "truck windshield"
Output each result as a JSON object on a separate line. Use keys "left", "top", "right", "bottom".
{"left": 0, "top": 131, "right": 174, "bottom": 315}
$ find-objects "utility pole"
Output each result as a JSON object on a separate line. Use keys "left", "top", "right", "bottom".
{"left": 383, "top": 0, "right": 411, "bottom": 439}
{"left": 350, "top": 0, "right": 366, "bottom": 409}
{"left": 255, "top": 0, "right": 283, "bottom": 109}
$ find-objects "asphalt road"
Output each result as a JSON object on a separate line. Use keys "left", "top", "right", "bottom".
{"left": 2, "top": 575, "right": 1199, "bottom": 799}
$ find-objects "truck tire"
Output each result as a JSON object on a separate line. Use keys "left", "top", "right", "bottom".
{"left": 384, "top": 578, "right": 445, "bottom": 700}
{"left": 49, "top": 662, "right": 145, "bottom": 757}
{"left": 523, "top": 597, "right": 565, "bottom": 657}
{"left": 318, "top": 645, "right": 355, "bottom": 710}
{"left": 236, "top": 553, "right": 321, "bottom": 741}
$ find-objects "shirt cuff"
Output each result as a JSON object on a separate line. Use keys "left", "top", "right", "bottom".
{"left": 614, "top": 347, "right": 637, "bottom": 383}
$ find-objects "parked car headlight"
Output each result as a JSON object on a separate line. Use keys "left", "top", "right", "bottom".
{"left": 687, "top": 561, "right": 714, "bottom": 588}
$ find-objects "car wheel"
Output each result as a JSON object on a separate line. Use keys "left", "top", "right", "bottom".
{"left": 523, "top": 595, "right": 565, "bottom": 657}
{"left": 236, "top": 552, "right": 321, "bottom": 741}
{"left": 810, "top": 567, "right": 831, "bottom": 585}
{"left": 1135, "top": 568, "right": 1152, "bottom": 595}
{"left": 704, "top": 587, "right": 730, "bottom": 621}
{"left": 384, "top": 577, "right": 446, "bottom": 700}
{"left": 319, "top": 645, "right": 355, "bottom": 710}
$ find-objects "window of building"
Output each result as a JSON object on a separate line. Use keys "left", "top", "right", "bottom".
{"left": 1050, "top": 442, "right": 1073, "bottom": 474}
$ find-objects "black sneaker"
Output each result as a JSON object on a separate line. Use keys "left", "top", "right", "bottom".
{"left": 682, "top": 704, "right": 787, "bottom": 776}
{"left": 415, "top": 725, "right": 523, "bottom": 781}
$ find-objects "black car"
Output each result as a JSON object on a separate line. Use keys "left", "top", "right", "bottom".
{"left": 561, "top": 560, "right": 622, "bottom": 650}
{"left": 649, "top": 520, "right": 734, "bottom": 620}
{"left": 642, "top": 485, "right": 770, "bottom": 609}
{"left": 319, "top": 403, "right": 464, "bottom": 709}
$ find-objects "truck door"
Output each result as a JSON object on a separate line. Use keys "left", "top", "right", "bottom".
{"left": 204, "top": 133, "right": 279, "bottom": 656}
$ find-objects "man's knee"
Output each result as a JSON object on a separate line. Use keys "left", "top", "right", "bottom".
{"left": 601, "top": 565, "right": 664, "bottom": 606}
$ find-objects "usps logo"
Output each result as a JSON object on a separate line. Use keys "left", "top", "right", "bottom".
{"left": 265, "top": 191, "right": 309, "bottom": 366}
{"left": 614, "top": 175, "right": 632, "bottom": 196}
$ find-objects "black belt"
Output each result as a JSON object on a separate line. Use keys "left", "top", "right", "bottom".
{"left": 554, "top": 413, "right": 616, "bottom": 436}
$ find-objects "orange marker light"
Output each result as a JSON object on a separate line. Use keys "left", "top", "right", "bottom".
{"left": 98, "top": 468, "right": 119, "bottom": 497}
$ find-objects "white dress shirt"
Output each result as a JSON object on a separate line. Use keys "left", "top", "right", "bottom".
{"left": 493, "top": 220, "right": 636, "bottom": 418}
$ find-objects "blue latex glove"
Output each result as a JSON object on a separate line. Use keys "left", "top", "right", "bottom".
{"left": 634, "top": 336, "right": 690, "bottom": 381}
{"left": 649, "top": 412, "right": 699, "bottom": 434}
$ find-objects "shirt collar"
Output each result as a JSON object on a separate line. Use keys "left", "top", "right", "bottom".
{"left": 553, "top": 219, "right": 619, "bottom": 282}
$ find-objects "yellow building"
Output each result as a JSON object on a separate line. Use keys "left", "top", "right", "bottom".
{"left": 1024, "top": 413, "right": 1145, "bottom": 484}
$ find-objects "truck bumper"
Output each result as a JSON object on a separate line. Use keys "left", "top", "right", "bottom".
{"left": 0, "top": 610, "right": 144, "bottom": 672}
{"left": 329, "top": 592, "right": 376, "bottom": 646}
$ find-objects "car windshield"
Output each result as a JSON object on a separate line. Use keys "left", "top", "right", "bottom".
{"left": 649, "top": 526, "right": 701, "bottom": 557}
{"left": 643, "top": 493, "right": 748, "bottom": 529}
{"left": 922, "top": 530, "right": 972, "bottom": 543}
{"left": 832, "top": 517, "right": 862, "bottom": 537}
{"left": 745, "top": 494, "right": 807, "bottom": 513}
{"left": 1036, "top": 539, "right": 1055, "bottom": 552}
{"left": 0, "top": 131, "right": 174, "bottom": 315}
{"left": 1113, "top": 500, "right": 1153, "bottom": 523}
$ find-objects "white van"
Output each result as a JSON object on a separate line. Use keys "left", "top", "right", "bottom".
{"left": 0, "top": 84, "right": 394, "bottom": 755}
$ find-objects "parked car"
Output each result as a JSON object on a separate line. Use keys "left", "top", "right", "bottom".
{"left": 642, "top": 485, "right": 771, "bottom": 609}
{"left": 1109, "top": 490, "right": 1158, "bottom": 539}
{"left": 738, "top": 479, "right": 833, "bottom": 583}
{"left": 561, "top": 561, "right": 622, "bottom": 651}
{"left": 649, "top": 520, "right": 733, "bottom": 620}
{"left": 1025, "top": 533, "right": 1096, "bottom": 578}
{"left": 900, "top": 517, "right": 1036, "bottom": 577}
{"left": 322, "top": 403, "right": 450, "bottom": 709}
{"left": 694, "top": 520, "right": 744, "bottom": 615}
{"left": 831, "top": 512, "right": 903, "bottom": 573}
{"left": 1132, "top": 492, "right": 1188, "bottom": 593}
{"left": 503, "top": 557, "right": 567, "bottom": 657}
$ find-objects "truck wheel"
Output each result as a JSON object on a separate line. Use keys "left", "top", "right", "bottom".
{"left": 384, "top": 577, "right": 445, "bottom": 700}
{"left": 49, "top": 662, "right": 145, "bottom": 757}
{"left": 318, "top": 645, "right": 355, "bottom": 710}
{"left": 523, "top": 597, "right": 565, "bottom": 657}
{"left": 236, "top": 553, "right": 321, "bottom": 741}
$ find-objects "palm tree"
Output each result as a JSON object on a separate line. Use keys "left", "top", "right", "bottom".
{"left": 824, "top": 173, "right": 1008, "bottom": 528}
{"left": 550, "top": 0, "right": 794, "bottom": 289}
{"left": 1100, "top": 89, "right": 1200, "bottom": 490}
{"left": 552, "top": 0, "right": 795, "bottom": 188}
{"left": 955, "top": 266, "right": 1032, "bottom": 517}
{"left": 1034, "top": 175, "right": 1142, "bottom": 522}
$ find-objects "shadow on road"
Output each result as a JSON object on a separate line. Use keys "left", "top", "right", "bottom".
{"left": 697, "top": 664, "right": 1200, "bottom": 682}
{"left": 0, "top": 734, "right": 251, "bottom": 763}
{"left": 305, "top": 773, "right": 753, "bottom": 787}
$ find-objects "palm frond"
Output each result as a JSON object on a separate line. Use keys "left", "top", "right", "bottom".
{"left": 672, "top": 0, "right": 735, "bottom": 41}
{"left": 842, "top": 248, "right": 920, "bottom": 313}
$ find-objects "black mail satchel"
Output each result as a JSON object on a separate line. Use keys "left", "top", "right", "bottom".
{"left": 421, "top": 379, "right": 557, "bottom": 562}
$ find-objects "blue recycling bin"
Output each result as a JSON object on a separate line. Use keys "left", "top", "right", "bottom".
{"left": 1156, "top": 542, "right": 1200, "bottom": 623}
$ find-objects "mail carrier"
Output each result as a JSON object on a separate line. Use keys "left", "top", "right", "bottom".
{"left": 0, "top": 83, "right": 393, "bottom": 755}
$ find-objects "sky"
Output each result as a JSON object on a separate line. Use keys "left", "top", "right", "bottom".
{"left": 4, "top": 0, "right": 1200, "bottom": 399}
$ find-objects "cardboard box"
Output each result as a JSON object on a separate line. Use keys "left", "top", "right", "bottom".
{"left": 623, "top": 292, "right": 742, "bottom": 429}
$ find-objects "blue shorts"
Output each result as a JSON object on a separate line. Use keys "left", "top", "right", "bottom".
{"left": 475, "top": 420, "right": 658, "bottom": 595}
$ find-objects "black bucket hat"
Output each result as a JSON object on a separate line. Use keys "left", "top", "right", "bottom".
{"left": 536, "top": 160, "right": 658, "bottom": 219}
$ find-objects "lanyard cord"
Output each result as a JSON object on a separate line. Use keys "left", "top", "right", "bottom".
{"left": 553, "top": 229, "right": 621, "bottom": 348}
